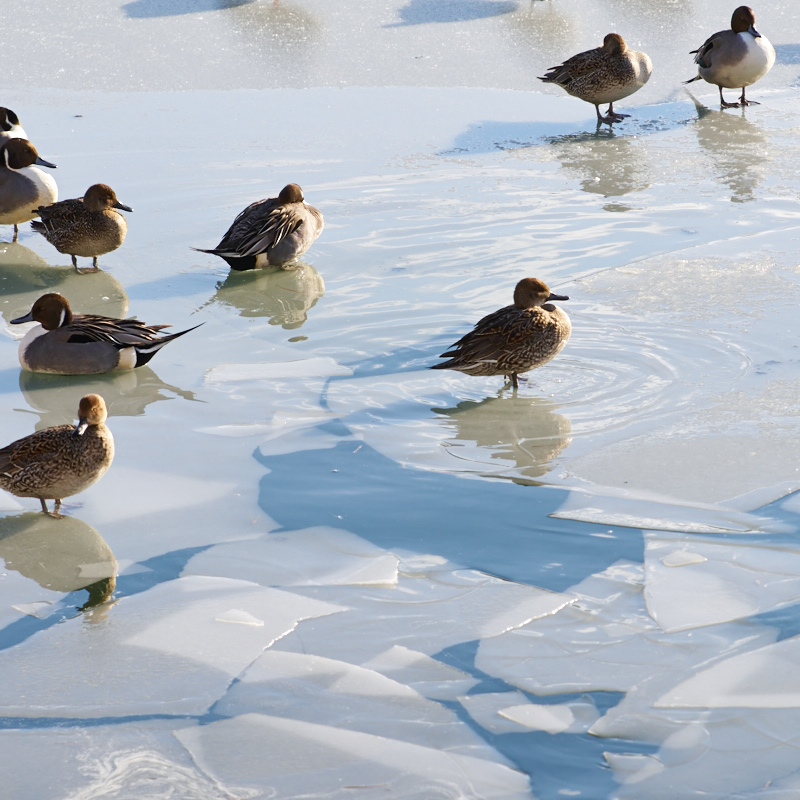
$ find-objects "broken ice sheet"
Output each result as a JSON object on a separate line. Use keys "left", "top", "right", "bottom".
{"left": 475, "top": 561, "right": 776, "bottom": 696}
{"left": 550, "top": 486, "right": 790, "bottom": 535}
{"left": 602, "top": 709, "right": 800, "bottom": 798}
{"left": 459, "top": 692, "right": 538, "bottom": 734}
{"left": 500, "top": 699, "right": 600, "bottom": 734}
{"left": 272, "top": 563, "right": 574, "bottom": 664}
{"left": 655, "top": 634, "right": 800, "bottom": 709}
{"left": 215, "top": 649, "right": 498, "bottom": 759}
{"left": 361, "top": 645, "right": 478, "bottom": 700}
{"left": 175, "top": 713, "right": 532, "bottom": 799}
{"left": 644, "top": 532, "right": 800, "bottom": 632}
{"left": 0, "top": 576, "right": 343, "bottom": 718}
{"left": 183, "top": 526, "right": 400, "bottom": 587}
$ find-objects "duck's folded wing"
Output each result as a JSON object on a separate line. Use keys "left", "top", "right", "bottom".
{"left": 64, "top": 316, "right": 172, "bottom": 348}
{"left": 691, "top": 29, "right": 727, "bottom": 67}
{"left": 540, "top": 47, "right": 604, "bottom": 86}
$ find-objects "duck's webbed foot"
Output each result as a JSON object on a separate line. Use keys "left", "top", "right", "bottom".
{"left": 40, "top": 498, "right": 65, "bottom": 519}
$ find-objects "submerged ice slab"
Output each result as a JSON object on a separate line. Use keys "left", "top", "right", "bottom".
{"left": 183, "top": 526, "right": 400, "bottom": 587}
{"left": 175, "top": 713, "right": 532, "bottom": 799}
{"left": 205, "top": 358, "right": 352, "bottom": 383}
{"left": 0, "top": 576, "right": 343, "bottom": 718}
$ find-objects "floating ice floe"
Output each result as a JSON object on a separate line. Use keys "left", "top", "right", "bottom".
{"left": 175, "top": 713, "right": 533, "bottom": 799}
{"left": 476, "top": 561, "right": 776, "bottom": 697}
{"left": 644, "top": 531, "right": 800, "bottom": 632}
{"left": 0, "top": 576, "right": 344, "bottom": 718}
{"left": 215, "top": 649, "right": 497, "bottom": 758}
{"left": 183, "top": 526, "right": 400, "bottom": 587}
{"left": 205, "top": 357, "right": 352, "bottom": 383}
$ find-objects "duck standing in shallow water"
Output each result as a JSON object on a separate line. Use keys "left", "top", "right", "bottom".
{"left": 0, "top": 138, "right": 57, "bottom": 241}
{"left": 0, "top": 394, "right": 114, "bottom": 518}
{"left": 431, "top": 278, "right": 571, "bottom": 389}
{"left": 0, "top": 108, "right": 26, "bottom": 146}
{"left": 11, "top": 293, "right": 202, "bottom": 375}
{"left": 684, "top": 6, "right": 775, "bottom": 108}
{"left": 32, "top": 183, "right": 132, "bottom": 273}
{"left": 539, "top": 33, "right": 652, "bottom": 124}
{"left": 194, "top": 183, "right": 323, "bottom": 270}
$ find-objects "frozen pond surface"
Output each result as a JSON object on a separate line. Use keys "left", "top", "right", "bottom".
{"left": 2, "top": 0, "right": 800, "bottom": 797}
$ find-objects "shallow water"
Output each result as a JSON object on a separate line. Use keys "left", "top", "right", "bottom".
{"left": 2, "top": 1, "right": 800, "bottom": 798}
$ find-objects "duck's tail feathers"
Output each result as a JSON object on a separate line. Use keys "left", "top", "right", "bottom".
{"left": 682, "top": 75, "right": 702, "bottom": 85}
{"left": 134, "top": 323, "right": 204, "bottom": 367}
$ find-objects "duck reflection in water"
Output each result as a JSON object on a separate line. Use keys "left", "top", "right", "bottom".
{"left": 0, "top": 242, "right": 129, "bottom": 324}
{"left": 209, "top": 262, "right": 324, "bottom": 329}
{"left": 542, "top": 128, "right": 650, "bottom": 202}
{"left": 19, "top": 366, "right": 199, "bottom": 431}
{"left": 434, "top": 391, "right": 572, "bottom": 481}
{"left": 686, "top": 90, "right": 770, "bottom": 203}
{"left": 0, "top": 512, "right": 117, "bottom": 611}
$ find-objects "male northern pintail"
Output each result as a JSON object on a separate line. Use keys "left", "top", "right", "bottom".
{"left": 0, "top": 138, "right": 57, "bottom": 241}
{"left": 11, "top": 293, "right": 202, "bottom": 375}
{"left": 539, "top": 33, "right": 652, "bottom": 124}
{"left": 0, "top": 108, "right": 26, "bottom": 145}
{"left": 684, "top": 6, "right": 775, "bottom": 108}
{"left": 431, "top": 277, "right": 571, "bottom": 389}
{"left": 31, "top": 183, "right": 132, "bottom": 273}
{"left": 194, "top": 183, "right": 323, "bottom": 270}
{"left": 0, "top": 393, "right": 113, "bottom": 518}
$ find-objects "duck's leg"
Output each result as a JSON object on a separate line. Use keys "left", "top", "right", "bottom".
{"left": 40, "top": 498, "right": 64, "bottom": 519}
{"left": 12, "top": 224, "right": 18, "bottom": 243}
{"left": 607, "top": 102, "right": 630, "bottom": 120}
{"left": 505, "top": 372, "right": 520, "bottom": 389}
{"left": 719, "top": 85, "right": 741, "bottom": 108}
{"left": 595, "top": 104, "right": 616, "bottom": 125}
{"left": 739, "top": 87, "right": 759, "bottom": 106}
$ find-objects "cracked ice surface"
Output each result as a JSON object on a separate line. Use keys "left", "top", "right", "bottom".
{"left": 0, "top": 576, "right": 343, "bottom": 718}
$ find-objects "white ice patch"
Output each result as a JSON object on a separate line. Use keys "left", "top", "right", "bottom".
{"left": 655, "top": 635, "right": 800, "bottom": 709}
{"left": 0, "top": 576, "right": 343, "bottom": 717}
{"left": 500, "top": 700, "right": 599, "bottom": 734}
{"left": 459, "top": 691, "right": 536, "bottom": 734}
{"left": 183, "top": 526, "right": 400, "bottom": 587}
{"left": 205, "top": 358, "right": 352, "bottom": 382}
{"left": 645, "top": 532, "right": 800, "bottom": 632}
{"left": 174, "top": 713, "right": 533, "bottom": 799}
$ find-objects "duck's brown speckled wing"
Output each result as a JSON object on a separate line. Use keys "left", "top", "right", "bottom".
{"left": 436, "top": 305, "right": 560, "bottom": 375}
{"left": 540, "top": 46, "right": 608, "bottom": 89}
{"left": 35, "top": 197, "right": 85, "bottom": 224}
{"left": 216, "top": 198, "right": 303, "bottom": 257}
{"left": 0, "top": 425, "right": 73, "bottom": 482}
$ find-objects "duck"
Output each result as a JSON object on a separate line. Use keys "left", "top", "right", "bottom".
{"left": 538, "top": 33, "right": 652, "bottom": 124}
{"left": 0, "top": 108, "right": 27, "bottom": 145}
{"left": 431, "top": 277, "right": 571, "bottom": 389}
{"left": 31, "top": 183, "right": 132, "bottom": 273}
{"left": 11, "top": 293, "right": 202, "bottom": 375}
{"left": 0, "top": 138, "right": 57, "bottom": 241}
{"left": 684, "top": 6, "right": 775, "bottom": 108}
{"left": 193, "top": 183, "right": 323, "bottom": 270}
{"left": 0, "top": 393, "right": 114, "bottom": 518}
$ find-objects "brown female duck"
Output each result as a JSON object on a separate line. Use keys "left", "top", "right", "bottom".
{"left": 431, "top": 277, "right": 571, "bottom": 389}
{"left": 0, "top": 394, "right": 114, "bottom": 518}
